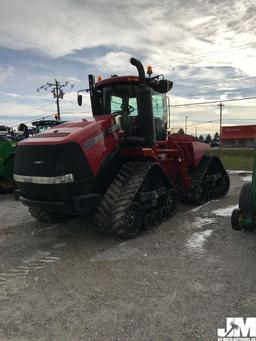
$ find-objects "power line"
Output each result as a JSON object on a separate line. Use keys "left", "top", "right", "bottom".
{"left": 223, "top": 119, "right": 256, "bottom": 121}
{"left": 187, "top": 120, "right": 219, "bottom": 128}
{"left": 173, "top": 86, "right": 256, "bottom": 98}
{"left": 120, "top": 42, "right": 256, "bottom": 74}
{"left": 151, "top": 42, "right": 256, "bottom": 67}
{"left": 170, "top": 95, "right": 256, "bottom": 107}
{"left": 174, "top": 76, "right": 256, "bottom": 89}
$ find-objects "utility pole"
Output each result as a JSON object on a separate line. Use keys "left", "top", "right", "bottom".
{"left": 195, "top": 126, "right": 197, "bottom": 138}
{"left": 54, "top": 80, "right": 61, "bottom": 119}
{"left": 37, "top": 79, "right": 74, "bottom": 120}
{"left": 218, "top": 102, "right": 224, "bottom": 151}
{"left": 185, "top": 115, "right": 188, "bottom": 134}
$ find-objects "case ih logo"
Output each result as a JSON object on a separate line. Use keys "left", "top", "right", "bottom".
{"left": 218, "top": 318, "right": 256, "bottom": 340}
{"left": 84, "top": 124, "right": 120, "bottom": 150}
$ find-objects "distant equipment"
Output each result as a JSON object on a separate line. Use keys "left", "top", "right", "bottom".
{"left": 0, "top": 124, "right": 28, "bottom": 193}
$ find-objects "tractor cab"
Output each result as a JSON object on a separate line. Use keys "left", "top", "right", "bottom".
{"left": 78, "top": 58, "right": 172, "bottom": 146}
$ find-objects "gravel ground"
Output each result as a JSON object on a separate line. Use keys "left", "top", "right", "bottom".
{"left": 0, "top": 174, "right": 256, "bottom": 341}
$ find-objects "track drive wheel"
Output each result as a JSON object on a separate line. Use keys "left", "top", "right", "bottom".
{"left": 231, "top": 208, "right": 243, "bottom": 231}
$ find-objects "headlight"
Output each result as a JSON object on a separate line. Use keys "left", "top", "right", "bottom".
{"left": 14, "top": 173, "right": 74, "bottom": 184}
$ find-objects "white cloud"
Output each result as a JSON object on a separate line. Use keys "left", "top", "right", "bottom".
{"left": 1, "top": 0, "right": 256, "bottom": 131}
{"left": 87, "top": 51, "right": 135, "bottom": 74}
{"left": 0, "top": 66, "right": 14, "bottom": 84}
{"left": 0, "top": 0, "right": 255, "bottom": 74}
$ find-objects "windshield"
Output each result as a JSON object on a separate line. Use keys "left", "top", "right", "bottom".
{"left": 103, "top": 84, "right": 166, "bottom": 119}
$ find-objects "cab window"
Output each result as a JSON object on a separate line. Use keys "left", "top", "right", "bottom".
{"left": 128, "top": 97, "right": 138, "bottom": 116}
{"left": 152, "top": 94, "right": 166, "bottom": 119}
{"left": 111, "top": 96, "right": 122, "bottom": 113}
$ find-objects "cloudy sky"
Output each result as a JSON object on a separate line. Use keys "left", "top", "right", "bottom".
{"left": 0, "top": 0, "right": 256, "bottom": 134}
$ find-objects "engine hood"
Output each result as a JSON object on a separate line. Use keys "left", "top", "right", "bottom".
{"left": 18, "top": 116, "right": 113, "bottom": 146}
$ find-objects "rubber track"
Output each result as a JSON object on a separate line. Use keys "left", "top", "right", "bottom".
{"left": 189, "top": 156, "right": 212, "bottom": 202}
{"left": 95, "top": 161, "right": 157, "bottom": 237}
{"left": 189, "top": 155, "right": 229, "bottom": 202}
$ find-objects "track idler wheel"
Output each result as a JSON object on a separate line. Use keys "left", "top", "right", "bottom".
{"left": 143, "top": 213, "right": 154, "bottom": 229}
{"left": 159, "top": 207, "right": 167, "bottom": 221}
{"left": 195, "top": 184, "right": 208, "bottom": 205}
{"left": 121, "top": 202, "right": 144, "bottom": 239}
{"left": 220, "top": 174, "right": 230, "bottom": 196}
{"left": 165, "top": 189, "right": 179, "bottom": 217}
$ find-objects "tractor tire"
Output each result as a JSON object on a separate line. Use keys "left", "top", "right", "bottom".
{"left": 239, "top": 182, "right": 253, "bottom": 218}
{"left": 231, "top": 208, "right": 243, "bottom": 231}
{"left": 29, "top": 207, "right": 69, "bottom": 223}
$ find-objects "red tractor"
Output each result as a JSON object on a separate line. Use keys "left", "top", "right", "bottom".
{"left": 14, "top": 58, "right": 229, "bottom": 238}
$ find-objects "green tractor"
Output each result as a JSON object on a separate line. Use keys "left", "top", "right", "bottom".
{"left": 0, "top": 139, "right": 17, "bottom": 192}
{"left": 0, "top": 124, "right": 29, "bottom": 193}
{"left": 0, "top": 119, "right": 65, "bottom": 193}
{"left": 31, "top": 119, "right": 66, "bottom": 133}
{"left": 231, "top": 149, "right": 256, "bottom": 231}
{"left": 0, "top": 128, "right": 19, "bottom": 193}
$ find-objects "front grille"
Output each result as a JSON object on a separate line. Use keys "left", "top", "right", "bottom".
{"left": 14, "top": 143, "right": 94, "bottom": 200}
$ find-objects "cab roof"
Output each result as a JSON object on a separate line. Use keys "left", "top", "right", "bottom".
{"left": 95, "top": 75, "right": 140, "bottom": 88}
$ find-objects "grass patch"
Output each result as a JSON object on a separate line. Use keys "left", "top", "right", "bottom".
{"left": 206, "top": 148, "right": 254, "bottom": 171}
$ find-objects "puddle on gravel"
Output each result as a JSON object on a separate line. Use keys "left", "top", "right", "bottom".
{"left": 212, "top": 205, "right": 238, "bottom": 217}
{"left": 89, "top": 242, "right": 139, "bottom": 262}
{"left": 186, "top": 230, "right": 213, "bottom": 251}
{"left": 0, "top": 249, "right": 62, "bottom": 301}
{"left": 189, "top": 217, "right": 216, "bottom": 230}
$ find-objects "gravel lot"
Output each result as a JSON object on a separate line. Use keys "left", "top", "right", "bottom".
{"left": 0, "top": 173, "right": 256, "bottom": 341}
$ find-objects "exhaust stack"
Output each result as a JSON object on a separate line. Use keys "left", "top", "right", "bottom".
{"left": 130, "top": 58, "right": 146, "bottom": 83}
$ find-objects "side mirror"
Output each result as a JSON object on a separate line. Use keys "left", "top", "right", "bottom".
{"left": 149, "top": 79, "right": 173, "bottom": 93}
{"left": 77, "top": 94, "right": 82, "bottom": 106}
{"left": 158, "top": 80, "right": 173, "bottom": 93}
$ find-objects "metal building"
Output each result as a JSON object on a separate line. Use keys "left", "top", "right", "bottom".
{"left": 222, "top": 125, "right": 256, "bottom": 148}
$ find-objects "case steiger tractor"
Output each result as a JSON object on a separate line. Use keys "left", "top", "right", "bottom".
{"left": 14, "top": 58, "right": 230, "bottom": 238}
